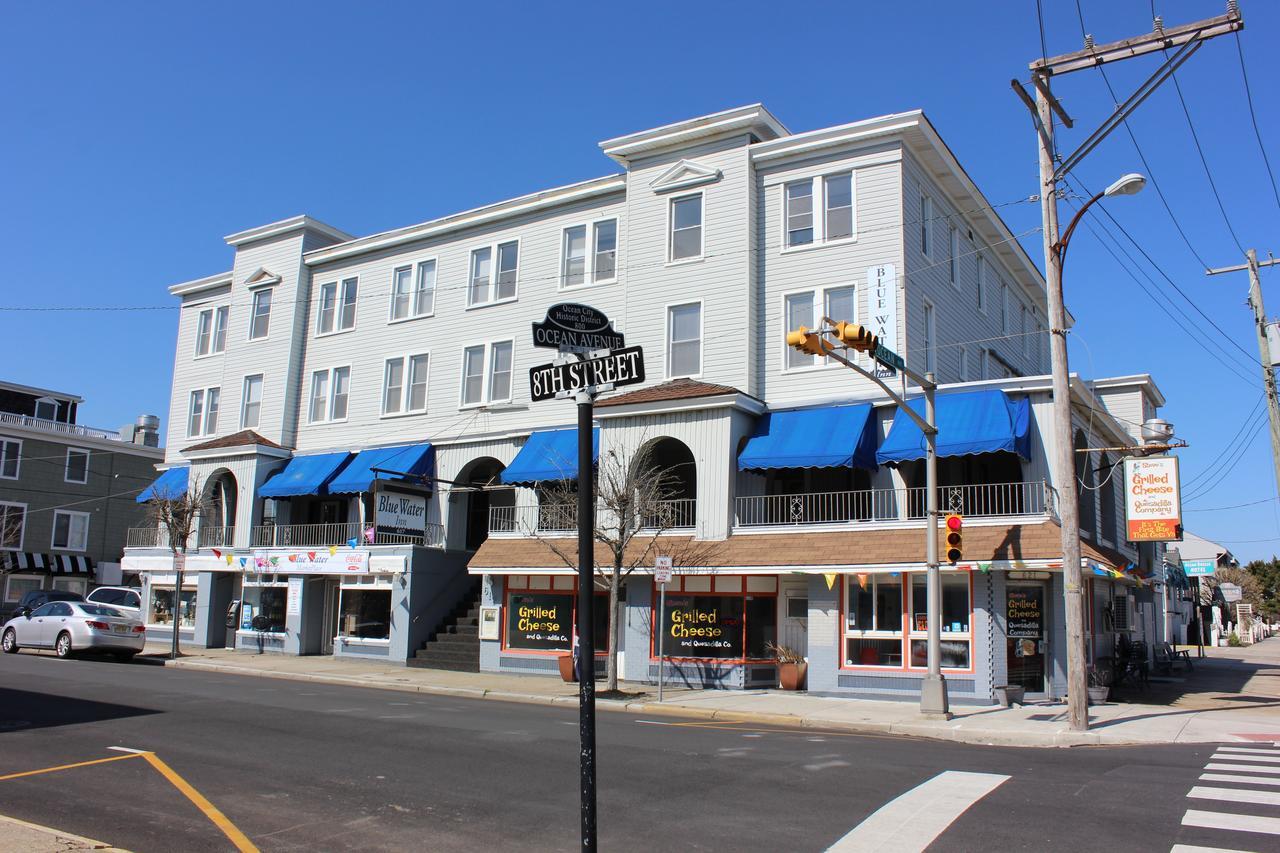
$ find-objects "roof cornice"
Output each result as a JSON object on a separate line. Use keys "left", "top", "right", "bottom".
{"left": 593, "top": 392, "right": 766, "bottom": 419}
{"left": 168, "top": 271, "right": 233, "bottom": 297}
{"left": 303, "top": 174, "right": 627, "bottom": 267}
{"left": 599, "top": 104, "right": 788, "bottom": 165}
{"left": 224, "top": 215, "right": 353, "bottom": 248}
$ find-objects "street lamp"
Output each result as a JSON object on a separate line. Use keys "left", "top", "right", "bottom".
{"left": 1046, "top": 172, "right": 1143, "bottom": 730}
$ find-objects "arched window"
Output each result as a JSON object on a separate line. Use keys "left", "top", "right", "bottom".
{"left": 1098, "top": 452, "right": 1117, "bottom": 544}
{"left": 1074, "top": 430, "right": 1095, "bottom": 534}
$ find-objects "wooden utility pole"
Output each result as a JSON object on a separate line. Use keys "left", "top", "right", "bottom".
{"left": 1206, "top": 250, "right": 1280, "bottom": 496}
{"left": 1014, "top": 5, "right": 1242, "bottom": 732}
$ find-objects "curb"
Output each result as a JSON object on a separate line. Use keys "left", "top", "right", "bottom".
{"left": 0, "top": 813, "right": 124, "bottom": 851}
{"left": 161, "top": 658, "right": 1164, "bottom": 749}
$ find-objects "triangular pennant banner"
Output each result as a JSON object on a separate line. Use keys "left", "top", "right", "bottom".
{"left": 823, "top": 573, "right": 837, "bottom": 591}
{"left": 857, "top": 573, "right": 868, "bottom": 590}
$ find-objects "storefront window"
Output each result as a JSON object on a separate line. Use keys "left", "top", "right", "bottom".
{"left": 844, "top": 573, "right": 973, "bottom": 670}
{"left": 909, "top": 573, "right": 971, "bottom": 669}
{"left": 242, "top": 584, "right": 287, "bottom": 632}
{"left": 845, "top": 575, "right": 903, "bottom": 666}
{"left": 652, "top": 575, "right": 777, "bottom": 661}
{"left": 52, "top": 578, "right": 87, "bottom": 595}
{"left": 4, "top": 575, "right": 42, "bottom": 603}
{"left": 149, "top": 586, "right": 197, "bottom": 627}
{"left": 339, "top": 586, "right": 392, "bottom": 640}
{"left": 502, "top": 577, "right": 611, "bottom": 653}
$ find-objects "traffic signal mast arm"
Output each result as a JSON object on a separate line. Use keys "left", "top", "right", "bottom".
{"left": 790, "top": 317, "right": 937, "bottom": 436}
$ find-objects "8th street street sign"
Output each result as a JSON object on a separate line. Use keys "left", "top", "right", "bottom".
{"left": 530, "top": 346, "right": 645, "bottom": 402}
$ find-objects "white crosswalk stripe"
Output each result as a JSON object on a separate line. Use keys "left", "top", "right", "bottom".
{"left": 826, "top": 770, "right": 1009, "bottom": 852}
{"left": 1174, "top": 743, "right": 1280, "bottom": 852}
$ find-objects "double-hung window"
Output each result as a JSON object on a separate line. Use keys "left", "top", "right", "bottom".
{"left": 1020, "top": 305, "right": 1028, "bottom": 355}
{"left": 1000, "top": 281, "right": 1009, "bottom": 334}
{"left": 241, "top": 374, "right": 263, "bottom": 430}
{"left": 383, "top": 354, "right": 430, "bottom": 415}
{"left": 0, "top": 439, "right": 20, "bottom": 480}
{"left": 51, "top": 510, "right": 89, "bottom": 551}
{"left": 317, "top": 278, "right": 358, "bottom": 334}
{"left": 0, "top": 502, "right": 25, "bottom": 549}
{"left": 976, "top": 255, "right": 987, "bottom": 313}
{"left": 783, "top": 173, "right": 855, "bottom": 249}
{"left": 561, "top": 219, "right": 620, "bottom": 287}
{"left": 187, "top": 387, "right": 220, "bottom": 437}
{"left": 391, "top": 260, "right": 437, "bottom": 321}
{"left": 959, "top": 347, "right": 969, "bottom": 382}
{"left": 669, "top": 194, "right": 703, "bottom": 261}
{"left": 949, "top": 227, "right": 960, "bottom": 288}
{"left": 460, "top": 341, "right": 514, "bottom": 407}
{"left": 784, "top": 291, "right": 815, "bottom": 369}
{"left": 667, "top": 302, "right": 702, "bottom": 378}
{"left": 781, "top": 285, "right": 856, "bottom": 370}
{"left": 64, "top": 448, "right": 89, "bottom": 484}
{"left": 197, "top": 305, "right": 230, "bottom": 355}
{"left": 920, "top": 195, "right": 933, "bottom": 257}
{"left": 469, "top": 241, "right": 519, "bottom": 306}
{"left": 923, "top": 299, "right": 936, "bottom": 375}
{"left": 309, "top": 367, "right": 350, "bottom": 423}
{"left": 249, "top": 289, "right": 272, "bottom": 339}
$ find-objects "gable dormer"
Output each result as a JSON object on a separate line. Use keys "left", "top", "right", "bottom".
{"left": 648, "top": 159, "right": 723, "bottom": 194}
{"left": 244, "top": 267, "right": 282, "bottom": 289}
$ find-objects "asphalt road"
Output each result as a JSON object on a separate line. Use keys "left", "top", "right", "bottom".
{"left": 0, "top": 650, "right": 1259, "bottom": 852}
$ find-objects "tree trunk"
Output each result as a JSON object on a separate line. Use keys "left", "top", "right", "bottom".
{"left": 607, "top": 564, "right": 622, "bottom": 692}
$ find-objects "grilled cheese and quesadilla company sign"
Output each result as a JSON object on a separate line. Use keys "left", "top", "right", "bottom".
{"left": 506, "top": 593, "right": 571, "bottom": 651}
{"left": 662, "top": 595, "right": 743, "bottom": 659}
{"left": 1123, "top": 456, "right": 1182, "bottom": 542}
{"left": 532, "top": 302, "right": 626, "bottom": 353}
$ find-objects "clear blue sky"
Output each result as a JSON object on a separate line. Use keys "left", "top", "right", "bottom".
{"left": 2, "top": 1, "right": 1277, "bottom": 560}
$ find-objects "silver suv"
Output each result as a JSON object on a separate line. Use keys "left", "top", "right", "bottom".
{"left": 85, "top": 586, "right": 142, "bottom": 619}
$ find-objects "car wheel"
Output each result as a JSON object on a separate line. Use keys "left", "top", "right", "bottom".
{"left": 54, "top": 632, "right": 73, "bottom": 659}
{"left": 113, "top": 651, "right": 137, "bottom": 663}
{"left": 1, "top": 629, "right": 16, "bottom": 654}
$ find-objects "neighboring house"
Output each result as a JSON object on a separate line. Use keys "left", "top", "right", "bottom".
{"left": 127, "top": 104, "right": 1175, "bottom": 703}
{"left": 1169, "top": 530, "right": 1240, "bottom": 645}
{"left": 0, "top": 380, "right": 163, "bottom": 614}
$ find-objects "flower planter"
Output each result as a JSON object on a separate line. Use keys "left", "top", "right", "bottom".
{"left": 778, "top": 661, "right": 808, "bottom": 691}
{"left": 1087, "top": 685, "right": 1109, "bottom": 705}
{"left": 994, "top": 685, "right": 1025, "bottom": 707}
{"left": 557, "top": 653, "right": 577, "bottom": 683}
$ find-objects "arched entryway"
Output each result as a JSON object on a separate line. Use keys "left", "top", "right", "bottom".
{"left": 457, "top": 457, "right": 511, "bottom": 550}
{"left": 635, "top": 436, "right": 697, "bottom": 529}
{"left": 201, "top": 469, "right": 238, "bottom": 548}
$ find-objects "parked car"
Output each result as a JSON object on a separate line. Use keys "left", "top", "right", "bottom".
{"left": 2, "top": 600, "right": 145, "bottom": 660}
{"left": 85, "top": 586, "right": 143, "bottom": 619}
{"left": 0, "top": 589, "right": 85, "bottom": 622}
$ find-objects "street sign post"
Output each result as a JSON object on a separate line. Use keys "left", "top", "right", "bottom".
{"left": 529, "top": 346, "right": 645, "bottom": 402}
{"left": 655, "top": 556, "right": 673, "bottom": 703}
{"left": 873, "top": 344, "right": 905, "bottom": 372}
{"left": 532, "top": 302, "right": 626, "bottom": 353}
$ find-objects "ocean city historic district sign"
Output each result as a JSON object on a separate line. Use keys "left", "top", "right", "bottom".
{"left": 532, "top": 302, "right": 626, "bottom": 353}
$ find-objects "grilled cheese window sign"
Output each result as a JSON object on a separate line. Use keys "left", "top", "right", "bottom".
{"left": 506, "top": 593, "right": 571, "bottom": 651}
{"left": 1123, "top": 456, "right": 1182, "bottom": 542}
{"left": 662, "top": 595, "right": 743, "bottom": 659}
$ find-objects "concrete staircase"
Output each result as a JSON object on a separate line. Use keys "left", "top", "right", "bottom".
{"left": 408, "top": 581, "right": 481, "bottom": 672}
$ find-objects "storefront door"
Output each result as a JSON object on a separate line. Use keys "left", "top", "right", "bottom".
{"left": 1006, "top": 583, "right": 1047, "bottom": 695}
{"left": 779, "top": 578, "right": 808, "bottom": 657}
{"left": 321, "top": 579, "right": 340, "bottom": 655}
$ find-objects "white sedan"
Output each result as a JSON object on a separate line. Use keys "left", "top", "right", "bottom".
{"left": 1, "top": 600, "right": 146, "bottom": 660}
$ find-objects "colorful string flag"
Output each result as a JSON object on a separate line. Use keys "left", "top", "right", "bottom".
{"left": 823, "top": 573, "right": 837, "bottom": 591}
{"left": 239, "top": 557, "right": 248, "bottom": 568}
{"left": 211, "top": 549, "right": 221, "bottom": 559}
{"left": 978, "top": 563, "right": 991, "bottom": 574}
{"left": 363, "top": 526, "right": 376, "bottom": 544}
{"left": 328, "top": 545, "right": 338, "bottom": 557}
{"left": 346, "top": 537, "right": 358, "bottom": 549}
{"left": 225, "top": 554, "right": 233, "bottom": 565}
{"left": 857, "top": 573, "right": 868, "bottom": 590}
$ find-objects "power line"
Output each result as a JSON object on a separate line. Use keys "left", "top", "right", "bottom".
{"left": 1185, "top": 496, "right": 1277, "bottom": 512}
{"left": 1184, "top": 414, "right": 1267, "bottom": 503}
{"left": 1183, "top": 394, "right": 1265, "bottom": 488}
{"left": 1234, "top": 31, "right": 1280, "bottom": 219}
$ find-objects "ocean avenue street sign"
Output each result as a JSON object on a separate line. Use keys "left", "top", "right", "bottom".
{"left": 530, "top": 346, "right": 645, "bottom": 402}
{"left": 532, "top": 302, "right": 626, "bottom": 353}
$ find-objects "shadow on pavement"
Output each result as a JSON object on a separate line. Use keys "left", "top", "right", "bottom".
{"left": 0, "top": 687, "right": 158, "bottom": 733}
{"left": 1107, "top": 649, "right": 1280, "bottom": 708}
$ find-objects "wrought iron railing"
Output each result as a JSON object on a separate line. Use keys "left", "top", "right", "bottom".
{"left": 489, "top": 499, "right": 698, "bottom": 534}
{"left": 734, "top": 480, "right": 1055, "bottom": 527}
{"left": 249, "top": 522, "right": 444, "bottom": 548}
{"left": 126, "top": 526, "right": 175, "bottom": 549}
{"left": 197, "top": 526, "right": 235, "bottom": 548}
{"left": 0, "top": 410, "right": 121, "bottom": 440}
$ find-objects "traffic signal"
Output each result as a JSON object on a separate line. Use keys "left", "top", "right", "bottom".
{"left": 832, "top": 321, "right": 879, "bottom": 354}
{"left": 786, "top": 326, "right": 828, "bottom": 356}
{"left": 944, "top": 513, "right": 963, "bottom": 564}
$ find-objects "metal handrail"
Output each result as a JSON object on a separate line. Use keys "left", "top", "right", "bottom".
{"left": 489, "top": 499, "right": 697, "bottom": 534}
{"left": 0, "top": 410, "right": 120, "bottom": 440}
{"left": 735, "top": 480, "right": 1053, "bottom": 527}
{"left": 249, "top": 521, "right": 443, "bottom": 548}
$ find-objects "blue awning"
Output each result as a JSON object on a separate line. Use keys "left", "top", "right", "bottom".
{"left": 259, "top": 452, "right": 354, "bottom": 498}
{"left": 499, "top": 428, "right": 599, "bottom": 485}
{"left": 136, "top": 466, "right": 189, "bottom": 503}
{"left": 327, "top": 443, "right": 435, "bottom": 495}
{"left": 876, "top": 389, "right": 1031, "bottom": 465}
{"left": 738, "top": 404, "right": 878, "bottom": 471}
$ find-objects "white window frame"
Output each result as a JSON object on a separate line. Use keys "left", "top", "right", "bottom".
{"left": 50, "top": 509, "right": 90, "bottom": 552}
{"left": 0, "top": 501, "right": 26, "bottom": 551}
{"left": 779, "top": 284, "right": 858, "bottom": 373}
{"left": 238, "top": 578, "right": 288, "bottom": 635}
{"left": 197, "top": 305, "right": 230, "bottom": 357}
{"left": 666, "top": 301, "right": 703, "bottom": 379}
{"left": 959, "top": 347, "right": 969, "bottom": 382}
{"left": 780, "top": 171, "right": 857, "bottom": 253}
{"left": 0, "top": 438, "right": 20, "bottom": 480}
{"left": 4, "top": 572, "right": 41, "bottom": 602}
{"left": 389, "top": 258, "right": 438, "bottom": 323}
{"left": 905, "top": 572, "right": 973, "bottom": 672}
{"left": 843, "top": 574, "right": 904, "bottom": 667}
{"left": 783, "top": 179, "right": 815, "bottom": 249}
{"left": 382, "top": 353, "right": 431, "bottom": 417}
{"left": 187, "top": 386, "right": 220, "bottom": 437}
{"left": 317, "top": 277, "right": 358, "bottom": 336}
{"left": 308, "top": 366, "right": 351, "bottom": 424}
{"left": 1000, "top": 281, "right": 1010, "bottom": 335}
{"left": 976, "top": 254, "right": 987, "bottom": 314}
{"left": 920, "top": 195, "right": 933, "bottom": 258}
{"left": 922, "top": 297, "right": 936, "bottom": 375}
{"left": 194, "top": 308, "right": 213, "bottom": 357}
{"left": 978, "top": 347, "right": 990, "bottom": 380}
{"left": 559, "top": 218, "right": 619, "bottom": 289}
{"left": 249, "top": 288, "right": 272, "bottom": 340}
{"left": 336, "top": 575, "right": 395, "bottom": 644}
{"left": 241, "top": 374, "right": 263, "bottom": 430}
{"left": 458, "top": 340, "right": 515, "bottom": 409}
{"left": 212, "top": 305, "right": 229, "bottom": 353}
{"left": 1020, "top": 304, "right": 1029, "bottom": 355}
{"left": 949, "top": 226, "right": 960, "bottom": 289}
{"left": 64, "top": 447, "right": 90, "bottom": 484}
{"left": 467, "top": 239, "right": 520, "bottom": 308}
{"left": 667, "top": 192, "right": 704, "bottom": 263}
{"left": 33, "top": 397, "right": 59, "bottom": 421}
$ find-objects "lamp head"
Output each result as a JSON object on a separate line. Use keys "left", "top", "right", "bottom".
{"left": 1104, "top": 173, "right": 1146, "bottom": 197}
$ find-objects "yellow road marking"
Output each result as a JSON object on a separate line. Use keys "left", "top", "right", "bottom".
{"left": 140, "top": 752, "right": 260, "bottom": 853}
{"left": 0, "top": 753, "right": 141, "bottom": 781}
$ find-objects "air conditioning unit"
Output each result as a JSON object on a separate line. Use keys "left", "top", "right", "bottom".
{"left": 1112, "top": 593, "right": 1137, "bottom": 634}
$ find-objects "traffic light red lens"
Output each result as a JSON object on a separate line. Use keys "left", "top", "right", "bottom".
{"left": 946, "top": 515, "right": 962, "bottom": 531}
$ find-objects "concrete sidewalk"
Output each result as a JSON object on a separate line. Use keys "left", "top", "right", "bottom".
{"left": 0, "top": 813, "right": 125, "bottom": 851}
{"left": 146, "top": 639, "right": 1280, "bottom": 749}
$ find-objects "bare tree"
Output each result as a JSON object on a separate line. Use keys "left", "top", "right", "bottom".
{"left": 145, "top": 475, "right": 206, "bottom": 659}
{"left": 528, "top": 441, "right": 718, "bottom": 693}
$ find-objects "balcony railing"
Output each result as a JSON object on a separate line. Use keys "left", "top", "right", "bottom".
{"left": 489, "top": 499, "right": 698, "bottom": 535}
{"left": 250, "top": 522, "right": 444, "bottom": 549}
{"left": 734, "top": 480, "right": 1056, "bottom": 528}
{"left": 197, "top": 526, "right": 235, "bottom": 549}
{"left": 0, "top": 410, "right": 121, "bottom": 441}
{"left": 126, "top": 526, "right": 175, "bottom": 549}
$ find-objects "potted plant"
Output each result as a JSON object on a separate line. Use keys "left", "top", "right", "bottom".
{"left": 557, "top": 652, "right": 577, "bottom": 683}
{"left": 993, "top": 684, "right": 1025, "bottom": 707}
{"left": 767, "top": 642, "right": 808, "bottom": 690}
{"left": 1087, "top": 665, "right": 1111, "bottom": 705}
